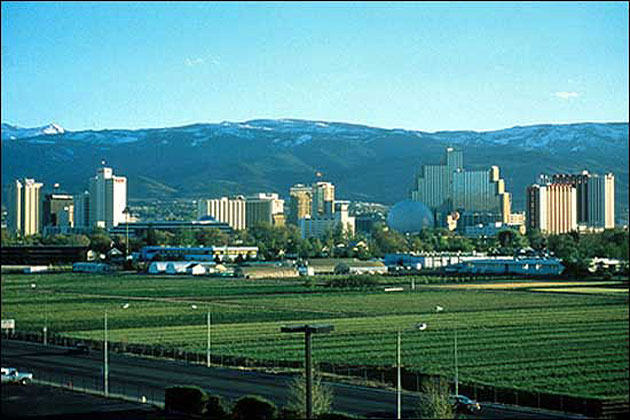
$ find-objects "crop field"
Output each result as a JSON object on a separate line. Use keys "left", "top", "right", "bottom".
{"left": 2, "top": 272, "right": 628, "bottom": 400}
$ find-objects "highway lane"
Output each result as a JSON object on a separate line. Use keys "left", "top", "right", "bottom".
{"left": 2, "top": 340, "right": 585, "bottom": 419}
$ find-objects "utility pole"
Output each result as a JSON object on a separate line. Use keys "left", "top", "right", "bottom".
{"left": 454, "top": 329, "right": 459, "bottom": 395}
{"left": 104, "top": 311, "right": 108, "bottom": 397}
{"left": 207, "top": 311, "right": 211, "bottom": 367}
{"left": 397, "top": 329, "right": 402, "bottom": 420}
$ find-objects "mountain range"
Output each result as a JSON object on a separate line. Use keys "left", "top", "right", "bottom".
{"left": 1, "top": 119, "right": 628, "bottom": 222}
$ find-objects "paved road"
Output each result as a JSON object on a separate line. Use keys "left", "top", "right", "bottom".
{"left": 1, "top": 340, "right": 585, "bottom": 419}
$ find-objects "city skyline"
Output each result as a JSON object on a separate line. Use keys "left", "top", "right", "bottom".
{"left": 2, "top": 1, "right": 628, "bottom": 132}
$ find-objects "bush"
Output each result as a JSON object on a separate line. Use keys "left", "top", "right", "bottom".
{"left": 232, "top": 395, "right": 277, "bottom": 420}
{"left": 204, "top": 393, "right": 231, "bottom": 419}
{"left": 165, "top": 385, "right": 209, "bottom": 415}
{"left": 325, "top": 275, "right": 378, "bottom": 288}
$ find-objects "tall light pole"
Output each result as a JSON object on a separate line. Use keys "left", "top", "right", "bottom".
{"left": 191, "top": 305, "right": 211, "bottom": 368}
{"left": 281, "top": 324, "right": 334, "bottom": 420}
{"left": 104, "top": 310, "right": 108, "bottom": 397}
{"left": 31, "top": 283, "right": 48, "bottom": 346}
{"left": 104, "top": 303, "right": 130, "bottom": 397}
{"left": 211, "top": 311, "right": 212, "bottom": 367}
{"left": 397, "top": 322, "right": 427, "bottom": 420}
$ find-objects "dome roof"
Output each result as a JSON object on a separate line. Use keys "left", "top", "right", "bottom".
{"left": 387, "top": 200, "right": 434, "bottom": 233}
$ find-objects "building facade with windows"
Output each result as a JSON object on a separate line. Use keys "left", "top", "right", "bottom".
{"left": 8, "top": 178, "right": 43, "bottom": 236}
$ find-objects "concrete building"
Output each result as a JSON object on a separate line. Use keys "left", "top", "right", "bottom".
{"left": 245, "top": 193, "right": 285, "bottom": 228}
{"left": 88, "top": 166, "right": 127, "bottom": 229}
{"left": 526, "top": 183, "right": 578, "bottom": 234}
{"left": 288, "top": 184, "right": 312, "bottom": 225}
{"left": 7, "top": 178, "right": 43, "bottom": 236}
{"left": 311, "top": 181, "right": 335, "bottom": 217}
{"left": 549, "top": 171, "right": 615, "bottom": 229}
{"left": 197, "top": 196, "right": 246, "bottom": 230}
{"left": 299, "top": 201, "right": 355, "bottom": 239}
{"left": 73, "top": 191, "right": 91, "bottom": 229}
{"left": 43, "top": 193, "right": 74, "bottom": 232}
{"left": 411, "top": 148, "right": 511, "bottom": 228}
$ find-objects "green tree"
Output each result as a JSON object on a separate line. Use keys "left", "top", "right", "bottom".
{"left": 196, "top": 227, "right": 229, "bottom": 247}
{"left": 417, "top": 378, "right": 454, "bottom": 419}
{"left": 286, "top": 371, "right": 333, "bottom": 419}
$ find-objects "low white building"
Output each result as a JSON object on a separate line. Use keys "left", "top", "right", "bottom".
{"left": 166, "top": 262, "right": 190, "bottom": 274}
{"left": 299, "top": 202, "right": 355, "bottom": 239}
{"left": 446, "top": 258, "right": 564, "bottom": 276}
{"left": 23, "top": 265, "right": 49, "bottom": 274}
{"left": 148, "top": 261, "right": 169, "bottom": 274}
{"left": 186, "top": 263, "right": 206, "bottom": 276}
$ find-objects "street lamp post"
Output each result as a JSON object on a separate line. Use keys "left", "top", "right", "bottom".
{"left": 31, "top": 283, "right": 48, "bottom": 346}
{"left": 207, "top": 310, "right": 211, "bottom": 368}
{"left": 104, "top": 303, "right": 130, "bottom": 397}
{"left": 281, "top": 324, "right": 334, "bottom": 420}
{"left": 396, "top": 322, "right": 427, "bottom": 420}
{"left": 104, "top": 310, "right": 108, "bottom": 396}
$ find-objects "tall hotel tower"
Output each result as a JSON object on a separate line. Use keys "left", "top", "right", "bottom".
{"left": 88, "top": 166, "right": 127, "bottom": 229}
{"left": 8, "top": 178, "right": 43, "bottom": 236}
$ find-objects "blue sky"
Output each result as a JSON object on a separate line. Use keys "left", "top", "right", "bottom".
{"left": 1, "top": 1, "right": 628, "bottom": 132}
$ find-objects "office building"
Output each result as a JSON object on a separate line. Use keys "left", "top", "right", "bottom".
{"left": 73, "top": 191, "right": 91, "bottom": 229}
{"left": 7, "top": 178, "right": 43, "bottom": 236}
{"left": 197, "top": 196, "right": 246, "bottom": 230}
{"left": 288, "top": 184, "right": 312, "bottom": 225}
{"left": 411, "top": 147, "right": 511, "bottom": 228}
{"left": 549, "top": 171, "right": 615, "bottom": 229}
{"left": 245, "top": 193, "right": 285, "bottom": 228}
{"left": 109, "top": 219, "right": 232, "bottom": 238}
{"left": 43, "top": 193, "right": 74, "bottom": 228}
{"left": 311, "top": 181, "right": 335, "bottom": 217}
{"left": 88, "top": 166, "right": 127, "bottom": 229}
{"left": 526, "top": 183, "right": 577, "bottom": 234}
{"left": 300, "top": 201, "right": 355, "bottom": 239}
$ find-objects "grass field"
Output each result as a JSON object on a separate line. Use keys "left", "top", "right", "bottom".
{"left": 2, "top": 272, "right": 628, "bottom": 400}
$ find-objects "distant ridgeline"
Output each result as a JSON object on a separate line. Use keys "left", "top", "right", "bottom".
{"left": 1, "top": 120, "right": 627, "bottom": 223}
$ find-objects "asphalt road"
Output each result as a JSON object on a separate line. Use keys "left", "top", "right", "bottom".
{"left": 2, "top": 340, "right": 586, "bottom": 419}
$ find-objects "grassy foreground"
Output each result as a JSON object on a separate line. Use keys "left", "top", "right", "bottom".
{"left": 2, "top": 272, "right": 628, "bottom": 399}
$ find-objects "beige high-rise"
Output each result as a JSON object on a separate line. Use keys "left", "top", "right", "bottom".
{"left": 8, "top": 178, "right": 43, "bottom": 236}
{"left": 288, "top": 184, "right": 312, "bottom": 225}
{"left": 526, "top": 183, "right": 577, "bottom": 234}
{"left": 198, "top": 196, "right": 246, "bottom": 230}
{"left": 312, "top": 181, "right": 335, "bottom": 217}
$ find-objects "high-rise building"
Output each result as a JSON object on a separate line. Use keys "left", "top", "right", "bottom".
{"left": 43, "top": 193, "right": 74, "bottom": 228}
{"left": 245, "top": 193, "right": 285, "bottom": 228}
{"left": 73, "top": 191, "right": 91, "bottom": 229}
{"left": 549, "top": 171, "right": 615, "bottom": 229}
{"left": 88, "top": 166, "right": 127, "bottom": 229}
{"left": 288, "top": 184, "right": 312, "bottom": 225}
{"left": 311, "top": 181, "right": 335, "bottom": 217}
{"left": 411, "top": 148, "right": 511, "bottom": 228}
{"left": 197, "top": 196, "right": 246, "bottom": 230}
{"left": 7, "top": 178, "right": 43, "bottom": 236}
{"left": 526, "top": 183, "right": 577, "bottom": 234}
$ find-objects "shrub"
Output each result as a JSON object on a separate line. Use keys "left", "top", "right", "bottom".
{"left": 204, "top": 393, "right": 231, "bottom": 419}
{"left": 165, "top": 385, "right": 209, "bottom": 415}
{"left": 232, "top": 395, "right": 277, "bottom": 420}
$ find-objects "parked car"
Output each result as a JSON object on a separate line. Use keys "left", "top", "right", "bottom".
{"left": 67, "top": 343, "right": 90, "bottom": 355}
{"left": 1, "top": 367, "right": 33, "bottom": 385}
{"left": 448, "top": 394, "right": 481, "bottom": 413}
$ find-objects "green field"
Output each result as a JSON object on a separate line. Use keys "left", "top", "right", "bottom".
{"left": 2, "top": 272, "right": 628, "bottom": 400}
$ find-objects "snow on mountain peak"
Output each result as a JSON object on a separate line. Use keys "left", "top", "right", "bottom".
{"left": 42, "top": 123, "right": 65, "bottom": 135}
